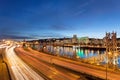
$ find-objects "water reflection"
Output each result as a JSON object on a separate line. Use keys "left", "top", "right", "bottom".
{"left": 45, "top": 46, "right": 104, "bottom": 58}
{"left": 42, "top": 45, "right": 120, "bottom": 68}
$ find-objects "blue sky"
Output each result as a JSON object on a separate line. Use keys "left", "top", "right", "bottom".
{"left": 0, "top": 0, "right": 120, "bottom": 39}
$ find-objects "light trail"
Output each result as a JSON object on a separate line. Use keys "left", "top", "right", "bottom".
{"left": 26, "top": 47, "right": 120, "bottom": 80}
{"left": 16, "top": 48, "right": 80, "bottom": 80}
{"left": 0, "top": 44, "right": 8, "bottom": 48}
{"left": 5, "top": 45, "right": 45, "bottom": 80}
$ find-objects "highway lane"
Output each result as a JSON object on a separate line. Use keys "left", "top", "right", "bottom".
{"left": 0, "top": 44, "right": 8, "bottom": 48}
{"left": 15, "top": 48, "right": 81, "bottom": 80}
{"left": 22, "top": 48, "right": 120, "bottom": 80}
{"left": 5, "top": 46, "right": 45, "bottom": 80}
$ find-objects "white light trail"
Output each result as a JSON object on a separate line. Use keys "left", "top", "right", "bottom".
{"left": 5, "top": 46, "right": 44, "bottom": 80}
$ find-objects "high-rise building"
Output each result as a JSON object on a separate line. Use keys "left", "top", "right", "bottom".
{"left": 72, "top": 35, "right": 78, "bottom": 43}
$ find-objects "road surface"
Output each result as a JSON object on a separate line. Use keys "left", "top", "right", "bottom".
{"left": 15, "top": 48, "right": 81, "bottom": 80}
{"left": 20, "top": 47, "right": 120, "bottom": 80}
{"left": 5, "top": 45, "right": 45, "bottom": 80}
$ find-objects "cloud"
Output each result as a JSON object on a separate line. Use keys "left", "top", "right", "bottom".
{"left": 0, "top": 17, "right": 32, "bottom": 32}
{"left": 50, "top": 25, "right": 67, "bottom": 30}
{"left": 50, "top": 24, "right": 74, "bottom": 31}
{"left": 0, "top": 34, "right": 34, "bottom": 39}
{"left": 29, "top": 32, "right": 68, "bottom": 39}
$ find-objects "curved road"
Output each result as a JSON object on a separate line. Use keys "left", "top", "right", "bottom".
{"left": 16, "top": 48, "right": 81, "bottom": 80}
{"left": 25, "top": 47, "right": 120, "bottom": 80}
{"left": 5, "top": 45, "right": 45, "bottom": 80}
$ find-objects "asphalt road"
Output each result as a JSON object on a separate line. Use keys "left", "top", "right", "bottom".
{"left": 5, "top": 46, "right": 45, "bottom": 80}
{"left": 15, "top": 48, "right": 81, "bottom": 80}
{"left": 20, "top": 47, "right": 120, "bottom": 80}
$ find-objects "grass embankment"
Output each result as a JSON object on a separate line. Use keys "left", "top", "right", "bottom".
{"left": 0, "top": 49, "right": 10, "bottom": 80}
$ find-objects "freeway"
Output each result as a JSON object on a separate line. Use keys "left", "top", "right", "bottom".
{"left": 5, "top": 45, "right": 45, "bottom": 80}
{"left": 15, "top": 48, "right": 81, "bottom": 80}
{"left": 19, "top": 47, "right": 120, "bottom": 80}
{"left": 0, "top": 44, "right": 8, "bottom": 48}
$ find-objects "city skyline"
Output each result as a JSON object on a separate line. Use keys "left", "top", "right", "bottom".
{"left": 0, "top": 0, "right": 120, "bottom": 39}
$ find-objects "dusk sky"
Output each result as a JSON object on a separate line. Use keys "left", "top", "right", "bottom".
{"left": 0, "top": 0, "right": 120, "bottom": 39}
